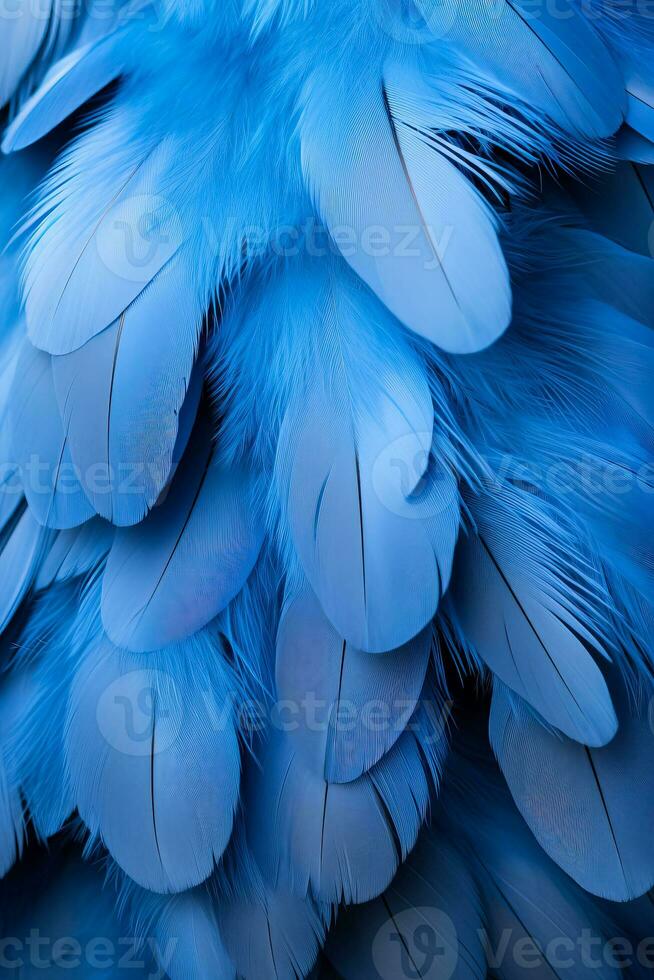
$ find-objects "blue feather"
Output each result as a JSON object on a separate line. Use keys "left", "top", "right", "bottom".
{"left": 215, "top": 828, "right": 326, "bottom": 980}
{"left": 22, "top": 127, "right": 185, "bottom": 354}
{"left": 326, "top": 833, "right": 485, "bottom": 980}
{"left": 416, "top": 0, "right": 625, "bottom": 138}
{"left": 275, "top": 257, "right": 460, "bottom": 652}
{"left": 0, "top": 506, "right": 48, "bottom": 632}
{"left": 20, "top": 29, "right": 299, "bottom": 359}
{"left": 35, "top": 518, "right": 114, "bottom": 591}
{"left": 6, "top": 582, "right": 81, "bottom": 841}
{"left": 151, "top": 891, "right": 235, "bottom": 980}
{"left": 0, "top": 854, "right": 158, "bottom": 978}
{"left": 2, "top": 27, "right": 129, "bottom": 154}
{"left": 616, "top": 125, "right": 654, "bottom": 162}
{"left": 0, "top": 671, "right": 29, "bottom": 877}
{"left": 446, "top": 485, "right": 617, "bottom": 747}
{"left": 0, "top": 2, "right": 50, "bottom": 107}
{"left": 276, "top": 584, "right": 431, "bottom": 783}
{"left": 245, "top": 728, "right": 413, "bottom": 905}
{"left": 119, "top": 877, "right": 236, "bottom": 980}
{"left": 300, "top": 55, "right": 510, "bottom": 353}
{"left": 490, "top": 673, "right": 654, "bottom": 901}
{"left": 101, "top": 414, "right": 263, "bottom": 652}
{"left": 571, "top": 162, "right": 654, "bottom": 255}
{"left": 51, "top": 258, "right": 203, "bottom": 526}
{"left": 10, "top": 339, "right": 94, "bottom": 529}
{"left": 66, "top": 629, "right": 242, "bottom": 893}
{"left": 441, "top": 740, "right": 626, "bottom": 980}
{"left": 245, "top": 696, "right": 445, "bottom": 906}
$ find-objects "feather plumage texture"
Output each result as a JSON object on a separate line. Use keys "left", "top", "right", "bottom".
{"left": 102, "top": 413, "right": 263, "bottom": 651}
{"left": 490, "top": 676, "right": 654, "bottom": 901}
{"left": 67, "top": 629, "right": 242, "bottom": 892}
{"left": 273, "top": 257, "right": 460, "bottom": 652}
{"left": 1, "top": 0, "right": 654, "bottom": 975}
{"left": 276, "top": 585, "right": 432, "bottom": 782}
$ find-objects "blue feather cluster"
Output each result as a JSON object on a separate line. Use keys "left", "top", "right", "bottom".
{"left": 0, "top": 0, "right": 654, "bottom": 976}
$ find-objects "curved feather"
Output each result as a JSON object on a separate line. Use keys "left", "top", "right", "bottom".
{"left": 217, "top": 880, "right": 325, "bottom": 980}
{"left": 24, "top": 125, "right": 182, "bottom": 354}
{"left": 447, "top": 489, "right": 617, "bottom": 747}
{"left": 2, "top": 30, "right": 127, "bottom": 154}
{"left": 417, "top": 0, "right": 625, "bottom": 138}
{"left": 213, "top": 823, "right": 327, "bottom": 980}
{"left": 0, "top": 672, "right": 30, "bottom": 877}
{"left": 2, "top": 857, "right": 157, "bottom": 977}
{"left": 602, "top": 31, "right": 654, "bottom": 142}
{"left": 276, "top": 586, "right": 431, "bottom": 783}
{"left": 441, "top": 743, "right": 624, "bottom": 980}
{"left": 102, "top": 415, "right": 263, "bottom": 652}
{"left": 51, "top": 258, "right": 202, "bottom": 526}
{"left": 277, "top": 260, "right": 459, "bottom": 652}
{"left": 301, "top": 61, "right": 510, "bottom": 354}
{"left": 160, "top": 895, "right": 235, "bottom": 980}
{"left": 568, "top": 232, "right": 654, "bottom": 327}
{"left": 474, "top": 813, "right": 622, "bottom": 980}
{"left": 66, "top": 633, "right": 241, "bottom": 893}
{"left": 10, "top": 340, "right": 95, "bottom": 529}
{"left": 6, "top": 582, "right": 80, "bottom": 839}
{"left": 131, "top": 888, "right": 236, "bottom": 980}
{"left": 0, "top": 506, "right": 47, "bottom": 632}
{"left": 571, "top": 162, "right": 654, "bottom": 255}
{"left": 35, "top": 518, "right": 114, "bottom": 591}
{"left": 246, "top": 725, "right": 437, "bottom": 905}
{"left": 0, "top": 0, "right": 50, "bottom": 107}
{"left": 615, "top": 124, "right": 654, "bottom": 162}
{"left": 490, "top": 676, "right": 654, "bottom": 901}
{"left": 326, "top": 832, "right": 485, "bottom": 980}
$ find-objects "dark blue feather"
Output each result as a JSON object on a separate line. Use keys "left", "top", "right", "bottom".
{"left": 276, "top": 584, "right": 431, "bottom": 783}
{"left": 101, "top": 415, "right": 263, "bottom": 652}
{"left": 490, "top": 674, "right": 654, "bottom": 901}
{"left": 326, "top": 833, "right": 485, "bottom": 980}
{"left": 447, "top": 487, "right": 617, "bottom": 747}
{"left": 0, "top": 671, "right": 29, "bottom": 877}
